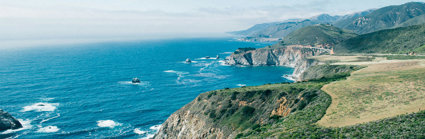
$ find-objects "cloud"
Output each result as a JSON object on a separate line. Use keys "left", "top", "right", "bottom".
{"left": 0, "top": 0, "right": 423, "bottom": 48}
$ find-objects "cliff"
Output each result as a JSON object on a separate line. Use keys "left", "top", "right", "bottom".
{"left": 154, "top": 82, "right": 327, "bottom": 139}
{"left": 225, "top": 45, "right": 329, "bottom": 80}
{"left": 0, "top": 109, "right": 22, "bottom": 131}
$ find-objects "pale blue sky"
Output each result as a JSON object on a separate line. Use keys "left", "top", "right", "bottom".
{"left": 0, "top": 0, "right": 423, "bottom": 48}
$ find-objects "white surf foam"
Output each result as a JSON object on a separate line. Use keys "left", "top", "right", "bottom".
{"left": 282, "top": 74, "right": 296, "bottom": 81}
{"left": 218, "top": 60, "right": 229, "bottom": 66}
{"left": 149, "top": 125, "right": 162, "bottom": 131}
{"left": 1, "top": 119, "right": 32, "bottom": 134}
{"left": 194, "top": 73, "right": 228, "bottom": 79}
{"left": 22, "top": 102, "right": 59, "bottom": 112}
{"left": 133, "top": 128, "right": 146, "bottom": 135}
{"left": 118, "top": 81, "right": 150, "bottom": 86}
{"left": 163, "top": 70, "right": 177, "bottom": 73}
{"left": 237, "top": 84, "right": 247, "bottom": 87}
{"left": 220, "top": 52, "right": 233, "bottom": 54}
{"left": 37, "top": 126, "right": 60, "bottom": 133}
{"left": 40, "top": 113, "right": 60, "bottom": 124}
{"left": 97, "top": 120, "right": 122, "bottom": 128}
{"left": 141, "top": 134, "right": 155, "bottom": 139}
{"left": 41, "top": 98, "right": 54, "bottom": 101}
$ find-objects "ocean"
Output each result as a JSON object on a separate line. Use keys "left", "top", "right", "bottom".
{"left": 0, "top": 38, "right": 293, "bottom": 138}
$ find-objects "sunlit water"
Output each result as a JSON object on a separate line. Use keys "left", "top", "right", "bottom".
{"left": 0, "top": 38, "right": 293, "bottom": 138}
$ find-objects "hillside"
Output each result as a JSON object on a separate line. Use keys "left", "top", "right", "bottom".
{"left": 336, "top": 24, "right": 425, "bottom": 54}
{"left": 230, "top": 14, "right": 345, "bottom": 41}
{"left": 334, "top": 2, "right": 425, "bottom": 34}
{"left": 281, "top": 24, "right": 357, "bottom": 48}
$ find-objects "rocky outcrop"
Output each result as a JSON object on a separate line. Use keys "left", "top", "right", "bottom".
{"left": 154, "top": 84, "right": 322, "bottom": 139}
{"left": 0, "top": 110, "right": 22, "bottom": 131}
{"left": 225, "top": 45, "right": 328, "bottom": 80}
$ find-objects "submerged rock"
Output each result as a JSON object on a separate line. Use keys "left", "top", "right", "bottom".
{"left": 185, "top": 58, "right": 192, "bottom": 63}
{"left": 0, "top": 109, "right": 22, "bottom": 131}
{"left": 132, "top": 78, "right": 141, "bottom": 83}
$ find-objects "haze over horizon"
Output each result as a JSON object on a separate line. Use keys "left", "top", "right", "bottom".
{"left": 1, "top": 0, "right": 424, "bottom": 48}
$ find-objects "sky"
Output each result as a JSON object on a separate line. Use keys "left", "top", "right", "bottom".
{"left": 0, "top": 0, "right": 423, "bottom": 48}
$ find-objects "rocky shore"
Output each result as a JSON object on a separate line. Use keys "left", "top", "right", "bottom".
{"left": 225, "top": 45, "right": 329, "bottom": 81}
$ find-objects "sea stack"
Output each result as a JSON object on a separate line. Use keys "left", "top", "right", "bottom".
{"left": 185, "top": 58, "right": 192, "bottom": 63}
{"left": 132, "top": 78, "right": 141, "bottom": 83}
{"left": 0, "top": 109, "right": 22, "bottom": 131}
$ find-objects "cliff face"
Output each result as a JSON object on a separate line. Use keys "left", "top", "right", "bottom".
{"left": 0, "top": 110, "right": 22, "bottom": 131}
{"left": 154, "top": 84, "right": 323, "bottom": 139}
{"left": 225, "top": 45, "right": 328, "bottom": 80}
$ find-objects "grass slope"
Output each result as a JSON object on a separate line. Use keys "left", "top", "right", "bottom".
{"left": 319, "top": 60, "right": 425, "bottom": 127}
{"left": 336, "top": 24, "right": 425, "bottom": 54}
{"left": 281, "top": 24, "right": 357, "bottom": 48}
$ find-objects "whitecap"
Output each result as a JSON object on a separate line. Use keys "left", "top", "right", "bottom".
{"left": 163, "top": 70, "right": 177, "bottom": 73}
{"left": 97, "top": 120, "right": 121, "bottom": 128}
{"left": 141, "top": 134, "right": 155, "bottom": 139}
{"left": 40, "top": 113, "right": 60, "bottom": 124}
{"left": 22, "top": 102, "right": 59, "bottom": 112}
{"left": 1, "top": 119, "right": 32, "bottom": 134}
{"left": 149, "top": 125, "right": 162, "bottom": 131}
{"left": 220, "top": 52, "right": 233, "bottom": 54}
{"left": 41, "top": 98, "right": 54, "bottom": 101}
{"left": 194, "top": 73, "right": 228, "bottom": 79}
{"left": 118, "top": 81, "right": 150, "bottom": 86}
{"left": 134, "top": 128, "right": 146, "bottom": 135}
{"left": 282, "top": 74, "right": 295, "bottom": 81}
{"left": 237, "top": 84, "right": 247, "bottom": 87}
{"left": 37, "top": 126, "right": 60, "bottom": 133}
{"left": 218, "top": 60, "right": 229, "bottom": 66}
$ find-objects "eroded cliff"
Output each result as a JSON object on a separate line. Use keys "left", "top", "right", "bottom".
{"left": 225, "top": 45, "right": 328, "bottom": 80}
{"left": 154, "top": 83, "right": 326, "bottom": 139}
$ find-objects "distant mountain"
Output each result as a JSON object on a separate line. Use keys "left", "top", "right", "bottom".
{"left": 334, "top": 2, "right": 425, "bottom": 34}
{"left": 336, "top": 23, "right": 425, "bottom": 54}
{"left": 280, "top": 24, "right": 357, "bottom": 48}
{"left": 230, "top": 14, "right": 344, "bottom": 40}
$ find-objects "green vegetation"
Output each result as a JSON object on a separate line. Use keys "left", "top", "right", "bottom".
{"left": 334, "top": 2, "right": 425, "bottom": 34}
{"left": 281, "top": 24, "right": 357, "bottom": 48}
{"left": 336, "top": 24, "right": 425, "bottom": 54}
{"left": 299, "top": 65, "right": 364, "bottom": 81}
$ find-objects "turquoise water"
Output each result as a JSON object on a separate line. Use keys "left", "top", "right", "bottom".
{"left": 0, "top": 38, "right": 293, "bottom": 138}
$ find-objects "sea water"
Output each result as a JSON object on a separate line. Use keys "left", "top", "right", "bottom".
{"left": 0, "top": 38, "right": 293, "bottom": 138}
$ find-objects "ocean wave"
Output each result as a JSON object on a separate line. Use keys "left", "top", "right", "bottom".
{"left": 193, "top": 73, "right": 228, "bottom": 79}
{"left": 237, "top": 84, "right": 247, "bottom": 87}
{"left": 22, "top": 102, "right": 59, "bottom": 112}
{"left": 133, "top": 128, "right": 146, "bottom": 135}
{"left": 141, "top": 134, "right": 155, "bottom": 139}
{"left": 218, "top": 60, "right": 229, "bottom": 66}
{"left": 282, "top": 74, "right": 295, "bottom": 81}
{"left": 118, "top": 81, "right": 150, "bottom": 87}
{"left": 40, "top": 113, "right": 60, "bottom": 124}
{"left": 36, "top": 126, "right": 60, "bottom": 133}
{"left": 163, "top": 70, "right": 189, "bottom": 74}
{"left": 149, "top": 125, "right": 162, "bottom": 131}
{"left": 220, "top": 52, "right": 233, "bottom": 54}
{"left": 1, "top": 119, "right": 32, "bottom": 134}
{"left": 97, "top": 120, "right": 122, "bottom": 128}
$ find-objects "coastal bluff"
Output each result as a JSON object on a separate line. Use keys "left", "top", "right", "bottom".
{"left": 225, "top": 45, "right": 329, "bottom": 80}
{"left": 154, "top": 83, "right": 325, "bottom": 139}
{"left": 0, "top": 109, "right": 22, "bottom": 132}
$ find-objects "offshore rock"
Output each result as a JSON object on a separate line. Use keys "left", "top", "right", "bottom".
{"left": 0, "top": 109, "right": 22, "bottom": 131}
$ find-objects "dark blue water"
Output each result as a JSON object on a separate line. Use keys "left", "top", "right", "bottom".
{"left": 0, "top": 38, "right": 293, "bottom": 138}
